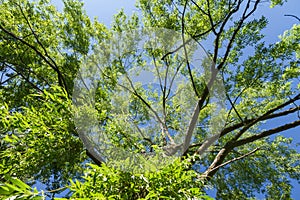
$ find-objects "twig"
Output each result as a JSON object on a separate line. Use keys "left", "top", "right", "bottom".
{"left": 284, "top": 14, "right": 300, "bottom": 22}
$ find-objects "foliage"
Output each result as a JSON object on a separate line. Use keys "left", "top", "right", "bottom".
{"left": 0, "top": 0, "right": 299, "bottom": 199}
{"left": 0, "top": 176, "right": 42, "bottom": 200}
{"left": 68, "top": 161, "right": 213, "bottom": 199}
{"left": 0, "top": 86, "right": 85, "bottom": 187}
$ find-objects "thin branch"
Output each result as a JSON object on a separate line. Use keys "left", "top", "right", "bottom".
{"left": 5, "top": 63, "right": 44, "bottom": 94}
{"left": 225, "top": 89, "right": 244, "bottom": 123}
{"left": 94, "top": 60, "right": 175, "bottom": 145}
{"left": 43, "top": 186, "right": 68, "bottom": 194}
{"left": 124, "top": 73, "right": 174, "bottom": 144}
{"left": 190, "top": 0, "right": 217, "bottom": 35}
{"left": 4, "top": 58, "right": 51, "bottom": 87}
{"left": 152, "top": 55, "right": 164, "bottom": 94}
{"left": 129, "top": 119, "right": 155, "bottom": 146}
{"left": 284, "top": 14, "right": 300, "bottom": 22}
{"left": 202, "top": 147, "right": 260, "bottom": 177}
{"left": 205, "top": 0, "right": 218, "bottom": 35}
{"left": 0, "top": 21, "right": 67, "bottom": 92}
{"left": 212, "top": 0, "right": 242, "bottom": 65}
{"left": 190, "top": 0, "right": 208, "bottom": 15}
{"left": 161, "top": 25, "right": 220, "bottom": 61}
{"left": 181, "top": 0, "right": 200, "bottom": 97}
{"left": 0, "top": 73, "right": 18, "bottom": 85}
{"left": 217, "top": 0, "right": 260, "bottom": 71}
{"left": 224, "top": 71, "right": 261, "bottom": 126}
{"left": 165, "top": 59, "right": 184, "bottom": 99}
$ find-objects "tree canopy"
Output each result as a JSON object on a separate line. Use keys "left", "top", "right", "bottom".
{"left": 0, "top": 0, "right": 299, "bottom": 199}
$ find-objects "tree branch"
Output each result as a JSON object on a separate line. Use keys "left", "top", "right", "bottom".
{"left": 5, "top": 63, "right": 44, "bottom": 94}
{"left": 0, "top": 23, "right": 67, "bottom": 92}
{"left": 217, "top": 0, "right": 260, "bottom": 70}
{"left": 201, "top": 147, "right": 260, "bottom": 178}
{"left": 181, "top": 0, "right": 200, "bottom": 97}
{"left": 230, "top": 93, "right": 300, "bottom": 142}
{"left": 232, "top": 120, "right": 300, "bottom": 148}
{"left": 284, "top": 14, "right": 300, "bottom": 22}
{"left": 199, "top": 94, "right": 300, "bottom": 180}
{"left": 221, "top": 104, "right": 300, "bottom": 137}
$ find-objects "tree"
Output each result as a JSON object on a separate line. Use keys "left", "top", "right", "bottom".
{"left": 0, "top": 0, "right": 299, "bottom": 199}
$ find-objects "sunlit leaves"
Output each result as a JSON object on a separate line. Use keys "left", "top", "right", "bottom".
{"left": 270, "top": 0, "right": 288, "bottom": 8}
{"left": 1, "top": 0, "right": 300, "bottom": 199}
{"left": 0, "top": 86, "right": 85, "bottom": 188}
{"left": 0, "top": 176, "right": 42, "bottom": 200}
{"left": 68, "top": 162, "right": 213, "bottom": 199}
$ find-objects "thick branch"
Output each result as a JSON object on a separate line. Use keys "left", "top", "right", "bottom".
{"left": 233, "top": 120, "right": 300, "bottom": 148}
{"left": 221, "top": 105, "right": 300, "bottom": 137}
{"left": 86, "top": 150, "right": 103, "bottom": 166}
{"left": 231, "top": 93, "right": 300, "bottom": 142}
{"left": 183, "top": 1, "right": 258, "bottom": 155}
{"left": 199, "top": 95, "right": 300, "bottom": 180}
{"left": 201, "top": 118, "right": 300, "bottom": 180}
{"left": 188, "top": 105, "right": 300, "bottom": 152}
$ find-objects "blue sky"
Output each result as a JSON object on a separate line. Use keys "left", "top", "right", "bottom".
{"left": 50, "top": 0, "right": 299, "bottom": 198}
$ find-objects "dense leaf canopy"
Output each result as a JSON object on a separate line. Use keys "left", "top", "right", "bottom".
{"left": 0, "top": 0, "right": 299, "bottom": 199}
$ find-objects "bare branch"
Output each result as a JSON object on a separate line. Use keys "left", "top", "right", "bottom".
{"left": 224, "top": 71, "right": 261, "bottom": 126}
{"left": 94, "top": 60, "right": 175, "bottom": 145}
{"left": 212, "top": 0, "right": 242, "bottom": 65}
{"left": 225, "top": 89, "right": 244, "bottom": 123}
{"left": 0, "top": 73, "right": 18, "bottom": 86}
{"left": 161, "top": 25, "right": 220, "bottom": 61}
{"left": 165, "top": 60, "right": 185, "bottom": 99}
{"left": 284, "top": 14, "right": 300, "bottom": 22}
{"left": 152, "top": 55, "right": 164, "bottom": 94}
{"left": 188, "top": 105, "right": 300, "bottom": 152}
{"left": 123, "top": 73, "right": 175, "bottom": 144}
